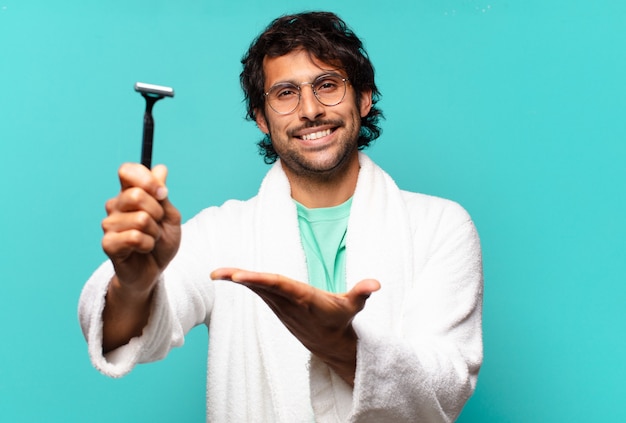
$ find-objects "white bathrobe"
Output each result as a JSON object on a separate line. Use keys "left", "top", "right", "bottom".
{"left": 79, "top": 153, "right": 483, "bottom": 422}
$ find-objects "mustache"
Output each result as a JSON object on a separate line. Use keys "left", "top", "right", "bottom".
{"left": 287, "top": 119, "right": 343, "bottom": 137}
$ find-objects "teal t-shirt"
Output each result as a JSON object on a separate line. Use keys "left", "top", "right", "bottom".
{"left": 295, "top": 198, "right": 352, "bottom": 293}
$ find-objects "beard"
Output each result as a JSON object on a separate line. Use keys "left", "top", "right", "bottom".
{"left": 268, "top": 112, "right": 362, "bottom": 181}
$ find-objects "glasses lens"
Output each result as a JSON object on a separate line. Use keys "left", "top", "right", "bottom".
{"left": 267, "top": 83, "right": 299, "bottom": 114}
{"left": 313, "top": 75, "right": 346, "bottom": 106}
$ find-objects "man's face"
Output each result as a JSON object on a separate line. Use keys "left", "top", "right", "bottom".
{"left": 255, "top": 49, "right": 372, "bottom": 179}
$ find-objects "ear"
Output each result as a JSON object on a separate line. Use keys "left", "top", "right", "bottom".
{"left": 255, "top": 109, "right": 269, "bottom": 134}
{"left": 359, "top": 90, "right": 373, "bottom": 118}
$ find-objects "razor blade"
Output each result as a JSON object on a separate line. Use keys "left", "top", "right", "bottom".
{"left": 134, "top": 82, "right": 175, "bottom": 98}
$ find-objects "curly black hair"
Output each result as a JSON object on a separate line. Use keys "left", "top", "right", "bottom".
{"left": 240, "top": 11, "right": 383, "bottom": 164}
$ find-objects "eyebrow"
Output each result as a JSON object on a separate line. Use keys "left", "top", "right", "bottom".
{"left": 267, "top": 72, "right": 345, "bottom": 89}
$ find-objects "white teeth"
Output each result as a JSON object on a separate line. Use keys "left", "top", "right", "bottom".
{"left": 301, "top": 129, "right": 331, "bottom": 141}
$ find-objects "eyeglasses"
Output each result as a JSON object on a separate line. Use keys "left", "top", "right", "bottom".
{"left": 264, "top": 74, "right": 349, "bottom": 115}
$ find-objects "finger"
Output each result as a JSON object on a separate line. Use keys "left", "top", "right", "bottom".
{"left": 211, "top": 268, "right": 314, "bottom": 304}
{"left": 352, "top": 279, "right": 381, "bottom": 296}
{"left": 346, "top": 279, "right": 381, "bottom": 310}
{"left": 230, "top": 270, "right": 309, "bottom": 296}
{"left": 211, "top": 269, "right": 294, "bottom": 311}
{"left": 105, "top": 197, "right": 118, "bottom": 215}
{"left": 229, "top": 270, "right": 297, "bottom": 286}
{"left": 211, "top": 268, "right": 285, "bottom": 285}
{"left": 115, "top": 187, "right": 166, "bottom": 220}
{"left": 151, "top": 164, "right": 169, "bottom": 201}
{"left": 210, "top": 267, "right": 242, "bottom": 281}
{"left": 151, "top": 164, "right": 169, "bottom": 190}
{"left": 151, "top": 164, "right": 183, "bottom": 226}
{"left": 102, "top": 229, "right": 156, "bottom": 258}
{"left": 118, "top": 163, "right": 169, "bottom": 201}
{"left": 102, "top": 211, "right": 161, "bottom": 240}
{"left": 159, "top": 195, "right": 182, "bottom": 226}
{"left": 236, "top": 271, "right": 317, "bottom": 309}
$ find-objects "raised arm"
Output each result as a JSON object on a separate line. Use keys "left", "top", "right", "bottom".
{"left": 100, "top": 163, "right": 181, "bottom": 352}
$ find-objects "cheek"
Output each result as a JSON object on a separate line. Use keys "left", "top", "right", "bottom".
{"left": 265, "top": 116, "right": 291, "bottom": 137}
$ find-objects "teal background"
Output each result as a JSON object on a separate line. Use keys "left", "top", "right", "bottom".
{"left": 1, "top": 1, "right": 624, "bottom": 421}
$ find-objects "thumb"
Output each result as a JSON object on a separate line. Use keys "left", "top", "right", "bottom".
{"left": 347, "top": 279, "right": 381, "bottom": 311}
{"left": 152, "top": 165, "right": 180, "bottom": 225}
{"left": 151, "top": 164, "right": 169, "bottom": 200}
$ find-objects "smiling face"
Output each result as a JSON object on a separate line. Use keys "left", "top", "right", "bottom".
{"left": 255, "top": 50, "right": 372, "bottom": 182}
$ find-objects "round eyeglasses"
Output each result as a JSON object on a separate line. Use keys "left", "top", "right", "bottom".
{"left": 264, "top": 74, "right": 349, "bottom": 115}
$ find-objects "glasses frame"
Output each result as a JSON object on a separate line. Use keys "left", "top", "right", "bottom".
{"left": 264, "top": 73, "right": 349, "bottom": 115}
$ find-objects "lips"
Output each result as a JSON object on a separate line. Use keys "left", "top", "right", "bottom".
{"left": 300, "top": 128, "right": 332, "bottom": 141}
{"left": 291, "top": 120, "right": 343, "bottom": 141}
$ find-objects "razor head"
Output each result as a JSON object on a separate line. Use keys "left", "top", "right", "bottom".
{"left": 134, "top": 82, "right": 175, "bottom": 98}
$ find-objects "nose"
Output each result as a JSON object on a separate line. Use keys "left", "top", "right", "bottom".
{"left": 298, "top": 85, "right": 325, "bottom": 121}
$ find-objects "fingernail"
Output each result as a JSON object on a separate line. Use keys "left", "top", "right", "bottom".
{"left": 156, "top": 186, "right": 168, "bottom": 200}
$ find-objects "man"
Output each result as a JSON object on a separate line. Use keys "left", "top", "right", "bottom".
{"left": 79, "top": 11, "right": 483, "bottom": 422}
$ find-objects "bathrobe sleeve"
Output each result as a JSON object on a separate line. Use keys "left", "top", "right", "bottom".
{"left": 78, "top": 207, "right": 220, "bottom": 378}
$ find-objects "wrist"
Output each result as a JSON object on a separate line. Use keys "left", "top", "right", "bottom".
{"left": 314, "top": 326, "right": 358, "bottom": 387}
{"left": 108, "top": 274, "right": 158, "bottom": 306}
{"left": 102, "top": 275, "right": 157, "bottom": 353}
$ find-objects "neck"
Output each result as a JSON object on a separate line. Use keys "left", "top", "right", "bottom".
{"left": 284, "top": 153, "right": 360, "bottom": 208}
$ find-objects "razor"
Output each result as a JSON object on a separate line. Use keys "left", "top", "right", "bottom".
{"left": 134, "top": 82, "right": 174, "bottom": 169}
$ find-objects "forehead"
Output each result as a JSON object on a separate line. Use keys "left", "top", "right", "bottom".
{"left": 262, "top": 49, "right": 345, "bottom": 87}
